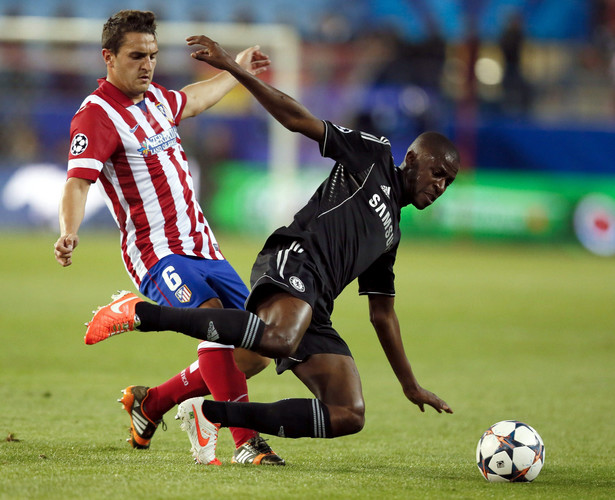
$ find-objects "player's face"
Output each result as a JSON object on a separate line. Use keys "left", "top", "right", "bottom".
{"left": 103, "top": 32, "right": 158, "bottom": 102}
{"left": 403, "top": 149, "right": 458, "bottom": 209}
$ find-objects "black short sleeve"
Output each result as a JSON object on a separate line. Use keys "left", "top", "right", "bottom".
{"left": 319, "top": 121, "right": 391, "bottom": 173}
{"left": 357, "top": 243, "right": 398, "bottom": 296}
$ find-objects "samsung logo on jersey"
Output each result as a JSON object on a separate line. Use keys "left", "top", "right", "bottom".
{"left": 138, "top": 127, "right": 179, "bottom": 157}
{"left": 369, "top": 193, "right": 394, "bottom": 249}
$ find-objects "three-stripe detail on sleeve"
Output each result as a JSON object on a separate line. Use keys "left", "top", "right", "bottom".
{"left": 276, "top": 240, "right": 304, "bottom": 279}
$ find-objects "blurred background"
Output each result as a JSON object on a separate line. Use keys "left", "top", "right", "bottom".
{"left": 1, "top": 0, "right": 614, "bottom": 255}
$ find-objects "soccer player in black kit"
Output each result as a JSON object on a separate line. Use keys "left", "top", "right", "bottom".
{"left": 86, "top": 35, "right": 459, "bottom": 458}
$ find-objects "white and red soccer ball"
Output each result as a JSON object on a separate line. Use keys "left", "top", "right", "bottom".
{"left": 476, "top": 420, "right": 545, "bottom": 482}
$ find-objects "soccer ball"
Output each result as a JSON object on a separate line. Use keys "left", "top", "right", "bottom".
{"left": 476, "top": 420, "right": 545, "bottom": 482}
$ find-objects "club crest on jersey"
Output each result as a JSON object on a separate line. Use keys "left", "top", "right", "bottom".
{"left": 175, "top": 284, "right": 192, "bottom": 303}
{"left": 155, "top": 102, "right": 175, "bottom": 125}
{"left": 70, "top": 133, "right": 88, "bottom": 155}
{"left": 138, "top": 126, "right": 179, "bottom": 157}
{"left": 289, "top": 276, "right": 305, "bottom": 292}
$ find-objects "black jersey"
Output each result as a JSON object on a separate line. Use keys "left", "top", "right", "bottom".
{"left": 267, "top": 121, "right": 405, "bottom": 304}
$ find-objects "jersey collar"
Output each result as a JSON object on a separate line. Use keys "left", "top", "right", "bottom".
{"left": 96, "top": 78, "right": 145, "bottom": 108}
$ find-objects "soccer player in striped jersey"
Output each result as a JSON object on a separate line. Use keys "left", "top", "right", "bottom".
{"left": 84, "top": 35, "right": 458, "bottom": 463}
{"left": 54, "top": 11, "right": 283, "bottom": 465}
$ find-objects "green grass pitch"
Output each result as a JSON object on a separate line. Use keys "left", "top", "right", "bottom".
{"left": 1, "top": 231, "right": 613, "bottom": 499}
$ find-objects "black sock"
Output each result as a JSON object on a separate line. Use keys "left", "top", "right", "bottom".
{"left": 135, "top": 302, "right": 264, "bottom": 350}
{"left": 202, "top": 398, "right": 332, "bottom": 439}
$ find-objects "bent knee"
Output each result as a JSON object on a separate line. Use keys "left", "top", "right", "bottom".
{"left": 265, "top": 342, "right": 296, "bottom": 359}
{"left": 260, "top": 326, "right": 303, "bottom": 359}
{"left": 343, "top": 407, "right": 366, "bottom": 435}
{"left": 332, "top": 404, "right": 365, "bottom": 437}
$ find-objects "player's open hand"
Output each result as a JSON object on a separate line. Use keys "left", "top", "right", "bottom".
{"left": 405, "top": 384, "right": 453, "bottom": 414}
{"left": 186, "top": 36, "right": 270, "bottom": 76}
{"left": 54, "top": 234, "right": 79, "bottom": 267}
{"left": 235, "top": 45, "right": 270, "bottom": 76}
{"left": 186, "top": 35, "right": 236, "bottom": 71}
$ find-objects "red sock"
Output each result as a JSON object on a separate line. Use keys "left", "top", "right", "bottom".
{"left": 198, "top": 347, "right": 257, "bottom": 448}
{"left": 145, "top": 361, "right": 211, "bottom": 421}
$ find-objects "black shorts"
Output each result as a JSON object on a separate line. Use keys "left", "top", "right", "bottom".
{"left": 246, "top": 236, "right": 353, "bottom": 374}
{"left": 247, "top": 238, "right": 321, "bottom": 312}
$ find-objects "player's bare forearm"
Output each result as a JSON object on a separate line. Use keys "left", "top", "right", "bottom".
{"left": 186, "top": 35, "right": 324, "bottom": 142}
{"left": 181, "top": 72, "right": 238, "bottom": 118}
{"left": 368, "top": 295, "right": 453, "bottom": 414}
{"left": 181, "top": 44, "right": 271, "bottom": 118}
{"left": 55, "top": 178, "right": 90, "bottom": 266}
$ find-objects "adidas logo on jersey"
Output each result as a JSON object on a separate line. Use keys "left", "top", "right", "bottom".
{"left": 207, "top": 321, "right": 220, "bottom": 342}
{"left": 380, "top": 185, "right": 391, "bottom": 198}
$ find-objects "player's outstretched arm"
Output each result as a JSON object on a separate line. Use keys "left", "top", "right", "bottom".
{"left": 181, "top": 45, "right": 271, "bottom": 119}
{"left": 186, "top": 35, "right": 325, "bottom": 142}
{"left": 54, "top": 177, "right": 91, "bottom": 267}
{"left": 368, "top": 295, "right": 453, "bottom": 414}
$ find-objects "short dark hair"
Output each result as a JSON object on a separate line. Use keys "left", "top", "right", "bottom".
{"left": 102, "top": 10, "right": 157, "bottom": 54}
{"left": 415, "top": 131, "right": 460, "bottom": 167}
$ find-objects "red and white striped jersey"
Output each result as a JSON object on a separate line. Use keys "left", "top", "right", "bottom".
{"left": 67, "top": 78, "right": 224, "bottom": 287}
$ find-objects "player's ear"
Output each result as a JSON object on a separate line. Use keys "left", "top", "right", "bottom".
{"left": 102, "top": 49, "right": 114, "bottom": 68}
{"left": 404, "top": 148, "right": 417, "bottom": 167}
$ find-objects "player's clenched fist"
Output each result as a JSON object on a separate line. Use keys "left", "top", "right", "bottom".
{"left": 54, "top": 234, "right": 79, "bottom": 267}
